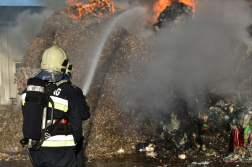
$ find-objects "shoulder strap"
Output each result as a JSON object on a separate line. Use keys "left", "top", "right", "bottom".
{"left": 56, "top": 79, "right": 68, "bottom": 86}
{"left": 44, "top": 80, "right": 68, "bottom": 97}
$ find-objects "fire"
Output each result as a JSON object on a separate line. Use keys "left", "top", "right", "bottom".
{"left": 152, "top": 0, "right": 196, "bottom": 21}
{"left": 179, "top": 0, "right": 195, "bottom": 11}
{"left": 153, "top": 0, "right": 172, "bottom": 18}
{"left": 65, "top": 0, "right": 115, "bottom": 19}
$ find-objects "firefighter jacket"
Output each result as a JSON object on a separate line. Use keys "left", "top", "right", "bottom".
{"left": 76, "top": 86, "right": 90, "bottom": 120}
{"left": 63, "top": 74, "right": 90, "bottom": 121}
{"left": 22, "top": 80, "right": 89, "bottom": 148}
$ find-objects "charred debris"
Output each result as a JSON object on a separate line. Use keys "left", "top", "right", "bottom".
{"left": 153, "top": 1, "right": 193, "bottom": 31}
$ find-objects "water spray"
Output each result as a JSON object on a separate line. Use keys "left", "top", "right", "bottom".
{"left": 82, "top": 7, "right": 142, "bottom": 95}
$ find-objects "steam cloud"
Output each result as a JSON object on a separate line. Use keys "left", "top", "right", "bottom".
{"left": 121, "top": 0, "right": 252, "bottom": 112}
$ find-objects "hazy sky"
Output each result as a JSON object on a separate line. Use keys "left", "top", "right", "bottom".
{"left": 0, "top": 0, "right": 45, "bottom": 6}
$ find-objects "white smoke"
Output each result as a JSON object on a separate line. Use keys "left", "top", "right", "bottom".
{"left": 121, "top": 0, "right": 252, "bottom": 111}
{"left": 8, "top": 0, "right": 68, "bottom": 52}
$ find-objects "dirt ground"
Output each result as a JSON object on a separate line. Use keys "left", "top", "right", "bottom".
{"left": 0, "top": 151, "right": 252, "bottom": 167}
{"left": 0, "top": 159, "right": 252, "bottom": 167}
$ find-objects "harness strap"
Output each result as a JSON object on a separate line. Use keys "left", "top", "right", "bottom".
{"left": 25, "top": 96, "right": 46, "bottom": 106}
{"left": 44, "top": 80, "right": 69, "bottom": 136}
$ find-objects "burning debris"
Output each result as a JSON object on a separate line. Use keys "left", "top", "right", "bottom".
{"left": 66, "top": 0, "right": 116, "bottom": 19}
{"left": 152, "top": 0, "right": 195, "bottom": 21}
{"left": 153, "top": 1, "right": 193, "bottom": 30}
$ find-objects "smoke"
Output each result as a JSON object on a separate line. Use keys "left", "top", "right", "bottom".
{"left": 8, "top": 0, "right": 68, "bottom": 53}
{"left": 8, "top": 9, "right": 50, "bottom": 52}
{"left": 121, "top": 0, "right": 252, "bottom": 112}
{"left": 7, "top": 0, "right": 149, "bottom": 53}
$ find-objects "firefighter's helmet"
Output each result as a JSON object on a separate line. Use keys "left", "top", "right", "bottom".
{"left": 66, "top": 61, "right": 73, "bottom": 79}
{"left": 41, "top": 46, "right": 68, "bottom": 73}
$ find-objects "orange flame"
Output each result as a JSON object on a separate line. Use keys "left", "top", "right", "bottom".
{"left": 180, "top": 0, "right": 195, "bottom": 11}
{"left": 153, "top": 0, "right": 172, "bottom": 17}
{"left": 153, "top": 0, "right": 195, "bottom": 22}
{"left": 66, "top": 0, "right": 115, "bottom": 19}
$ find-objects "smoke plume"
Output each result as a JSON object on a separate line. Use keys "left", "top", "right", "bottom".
{"left": 121, "top": 0, "right": 252, "bottom": 113}
{"left": 8, "top": 0, "right": 68, "bottom": 53}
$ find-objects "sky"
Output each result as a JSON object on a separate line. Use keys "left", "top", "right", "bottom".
{"left": 0, "top": 0, "right": 45, "bottom": 6}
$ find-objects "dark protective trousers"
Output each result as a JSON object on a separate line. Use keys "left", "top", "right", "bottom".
{"left": 76, "top": 137, "right": 85, "bottom": 167}
{"left": 75, "top": 137, "right": 85, "bottom": 167}
{"left": 30, "top": 147, "right": 76, "bottom": 167}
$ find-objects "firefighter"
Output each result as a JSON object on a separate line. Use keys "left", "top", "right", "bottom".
{"left": 21, "top": 46, "right": 89, "bottom": 167}
{"left": 64, "top": 61, "right": 90, "bottom": 167}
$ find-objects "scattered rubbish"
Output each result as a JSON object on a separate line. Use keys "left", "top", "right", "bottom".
{"left": 191, "top": 161, "right": 210, "bottom": 165}
{"left": 136, "top": 142, "right": 149, "bottom": 152}
{"left": 117, "top": 148, "right": 125, "bottom": 154}
{"left": 244, "top": 116, "right": 252, "bottom": 145}
{"left": 146, "top": 151, "right": 158, "bottom": 158}
{"left": 178, "top": 154, "right": 187, "bottom": 159}
{"left": 202, "top": 144, "right": 206, "bottom": 151}
{"left": 0, "top": 153, "right": 10, "bottom": 157}
{"left": 145, "top": 144, "right": 156, "bottom": 152}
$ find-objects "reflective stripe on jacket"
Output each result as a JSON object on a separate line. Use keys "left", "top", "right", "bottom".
{"left": 42, "top": 135, "right": 75, "bottom": 147}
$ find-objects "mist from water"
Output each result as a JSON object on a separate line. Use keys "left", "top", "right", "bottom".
{"left": 82, "top": 7, "right": 143, "bottom": 95}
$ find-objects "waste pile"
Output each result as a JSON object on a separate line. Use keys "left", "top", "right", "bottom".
{"left": 0, "top": 106, "right": 24, "bottom": 153}
{"left": 3, "top": 0, "right": 252, "bottom": 165}
{"left": 129, "top": 93, "right": 246, "bottom": 165}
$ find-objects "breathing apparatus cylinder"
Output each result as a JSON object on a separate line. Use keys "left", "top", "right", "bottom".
{"left": 23, "top": 77, "right": 46, "bottom": 146}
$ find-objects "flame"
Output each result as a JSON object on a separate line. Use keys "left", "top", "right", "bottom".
{"left": 179, "top": 0, "right": 195, "bottom": 11}
{"left": 153, "top": 0, "right": 172, "bottom": 17}
{"left": 65, "top": 0, "right": 115, "bottom": 19}
{"left": 152, "top": 0, "right": 196, "bottom": 22}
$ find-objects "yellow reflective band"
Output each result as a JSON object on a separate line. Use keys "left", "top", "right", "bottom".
{"left": 42, "top": 140, "right": 75, "bottom": 147}
{"left": 21, "top": 101, "right": 67, "bottom": 112}
{"left": 82, "top": 132, "right": 84, "bottom": 137}
{"left": 50, "top": 96, "right": 68, "bottom": 107}
{"left": 22, "top": 93, "right": 26, "bottom": 106}
{"left": 48, "top": 102, "right": 68, "bottom": 112}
